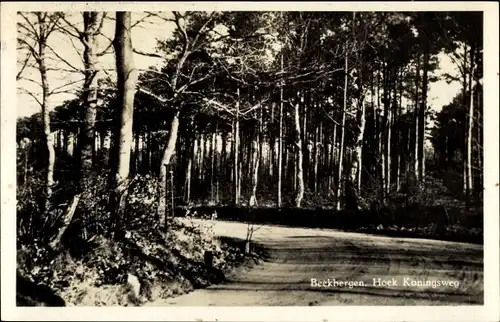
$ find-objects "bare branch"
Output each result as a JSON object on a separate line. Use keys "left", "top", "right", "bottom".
{"left": 45, "top": 13, "right": 62, "bottom": 38}
{"left": 18, "top": 87, "right": 42, "bottom": 107}
{"left": 62, "top": 31, "right": 85, "bottom": 64}
{"left": 59, "top": 14, "right": 83, "bottom": 39}
{"left": 17, "top": 38, "right": 40, "bottom": 61}
{"left": 49, "top": 78, "right": 85, "bottom": 95}
{"left": 138, "top": 68, "right": 173, "bottom": 88}
{"left": 18, "top": 77, "right": 42, "bottom": 87}
{"left": 17, "top": 52, "right": 32, "bottom": 81}
{"left": 45, "top": 43, "right": 82, "bottom": 72}
{"left": 191, "top": 12, "right": 216, "bottom": 48}
{"left": 137, "top": 87, "right": 168, "bottom": 103}
{"left": 97, "top": 32, "right": 114, "bottom": 57}
{"left": 131, "top": 12, "right": 155, "bottom": 29}
{"left": 144, "top": 11, "right": 175, "bottom": 23}
{"left": 176, "top": 71, "right": 214, "bottom": 95}
{"left": 18, "top": 12, "right": 40, "bottom": 41}
{"left": 202, "top": 98, "right": 235, "bottom": 116}
{"left": 240, "top": 99, "right": 269, "bottom": 117}
{"left": 173, "top": 11, "right": 189, "bottom": 54}
{"left": 133, "top": 48, "right": 164, "bottom": 58}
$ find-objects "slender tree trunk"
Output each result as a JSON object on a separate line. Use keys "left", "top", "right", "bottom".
{"left": 314, "top": 123, "right": 320, "bottom": 195}
{"left": 349, "top": 11, "right": 365, "bottom": 204}
{"left": 356, "top": 100, "right": 366, "bottom": 192}
{"left": 377, "top": 68, "right": 386, "bottom": 199}
{"left": 476, "top": 81, "right": 482, "bottom": 195}
{"left": 385, "top": 75, "right": 392, "bottom": 195}
{"left": 157, "top": 112, "right": 180, "bottom": 223}
{"left": 353, "top": 23, "right": 366, "bottom": 195}
{"left": 349, "top": 97, "right": 365, "bottom": 212}
{"left": 466, "top": 41, "right": 476, "bottom": 197}
{"left": 112, "top": 12, "right": 137, "bottom": 232}
{"left": 113, "top": 12, "right": 136, "bottom": 184}
{"left": 211, "top": 128, "right": 216, "bottom": 202}
{"left": 39, "top": 41, "right": 55, "bottom": 214}
{"left": 234, "top": 87, "right": 241, "bottom": 205}
{"left": 221, "top": 131, "right": 227, "bottom": 183}
{"left": 99, "top": 130, "right": 106, "bottom": 162}
{"left": 302, "top": 94, "right": 308, "bottom": 187}
{"left": 331, "top": 120, "right": 337, "bottom": 192}
{"left": 293, "top": 91, "right": 304, "bottom": 208}
{"left": 318, "top": 120, "right": 323, "bottom": 193}
{"left": 277, "top": 54, "right": 284, "bottom": 208}
{"left": 375, "top": 70, "right": 381, "bottom": 179}
{"left": 396, "top": 70, "right": 403, "bottom": 191}
{"left": 185, "top": 126, "right": 195, "bottom": 204}
{"left": 200, "top": 134, "right": 205, "bottom": 183}
{"left": 196, "top": 133, "right": 202, "bottom": 182}
{"left": 134, "top": 132, "right": 140, "bottom": 174}
{"left": 419, "top": 46, "right": 429, "bottom": 183}
{"left": 414, "top": 55, "right": 421, "bottom": 180}
{"left": 249, "top": 122, "right": 260, "bottom": 207}
{"left": 185, "top": 149, "right": 192, "bottom": 204}
{"left": 80, "top": 12, "right": 104, "bottom": 184}
{"left": 336, "top": 52, "right": 348, "bottom": 211}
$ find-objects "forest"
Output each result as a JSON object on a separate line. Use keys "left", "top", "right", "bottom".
{"left": 15, "top": 11, "right": 483, "bottom": 306}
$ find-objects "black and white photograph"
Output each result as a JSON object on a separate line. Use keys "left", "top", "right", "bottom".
{"left": 1, "top": 2, "right": 499, "bottom": 321}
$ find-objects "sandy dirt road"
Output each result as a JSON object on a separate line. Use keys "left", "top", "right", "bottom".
{"left": 145, "top": 220, "right": 483, "bottom": 306}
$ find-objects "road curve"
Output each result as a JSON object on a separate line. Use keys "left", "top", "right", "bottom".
{"left": 145, "top": 220, "right": 483, "bottom": 306}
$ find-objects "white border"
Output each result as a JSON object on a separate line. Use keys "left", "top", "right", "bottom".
{"left": 2, "top": 2, "right": 499, "bottom": 321}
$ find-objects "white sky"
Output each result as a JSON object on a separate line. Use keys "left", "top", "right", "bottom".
{"left": 16, "top": 12, "right": 463, "bottom": 119}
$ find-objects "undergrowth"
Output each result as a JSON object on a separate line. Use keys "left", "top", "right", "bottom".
{"left": 16, "top": 173, "right": 250, "bottom": 306}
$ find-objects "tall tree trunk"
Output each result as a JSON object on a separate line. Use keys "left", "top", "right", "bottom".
{"left": 39, "top": 40, "right": 55, "bottom": 214}
{"left": 302, "top": 94, "right": 308, "bottom": 187}
{"left": 377, "top": 68, "right": 386, "bottom": 199}
{"left": 277, "top": 54, "right": 284, "bottom": 208}
{"left": 293, "top": 91, "right": 304, "bottom": 208}
{"left": 99, "top": 130, "right": 106, "bottom": 163}
{"left": 419, "top": 45, "right": 429, "bottom": 183}
{"left": 396, "top": 69, "right": 403, "bottom": 191}
{"left": 476, "top": 80, "right": 482, "bottom": 195}
{"left": 185, "top": 145, "right": 192, "bottom": 204}
{"left": 352, "top": 14, "right": 365, "bottom": 195}
{"left": 385, "top": 70, "right": 392, "bottom": 195}
{"left": 234, "top": 87, "right": 241, "bottom": 205}
{"left": 249, "top": 121, "right": 260, "bottom": 207}
{"left": 314, "top": 123, "right": 320, "bottom": 195}
{"left": 200, "top": 134, "right": 205, "bottom": 183}
{"left": 414, "top": 55, "right": 421, "bottom": 180}
{"left": 356, "top": 100, "right": 366, "bottom": 193}
{"left": 196, "top": 133, "right": 202, "bottom": 182}
{"left": 185, "top": 124, "right": 195, "bottom": 204}
{"left": 157, "top": 112, "right": 180, "bottom": 224}
{"left": 113, "top": 12, "right": 136, "bottom": 185}
{"left": 348, "top": 11, "right": 365, "bottom": 205}
{"left": 211, "top": 128, "right": 216, "bottom": 202}
{"left": 375, "top": 70, "right": 381, "bottom": 179}
{"left": 466, "top": 41, "right": 476, "bottom": 197}
{"left": 336, "top": 52, "right": 348, "bottom": 211}
{"left": 349, "top": 97, "right": 365, "bottom": 212}
{"left": 134, "top": 132, "right": 140, "bottom": 174}
{"left": 331, "top": 119, "right": 337, "bottom": 192}
{"left": 80, "top": 12, "right": 104, "bottom": 185}
{"left": 112, "top": 12, "right": 137, "bottom": 232}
